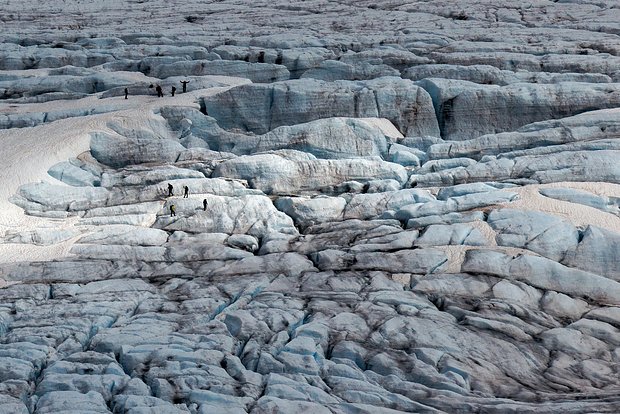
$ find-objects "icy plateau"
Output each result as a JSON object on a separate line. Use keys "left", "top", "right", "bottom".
{"left": 1, "top": 0, "right": 620, "bottom": 413}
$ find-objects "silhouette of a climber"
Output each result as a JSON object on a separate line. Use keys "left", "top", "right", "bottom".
{"left": 180, "top": 80, "right": 190, "bottom": 93}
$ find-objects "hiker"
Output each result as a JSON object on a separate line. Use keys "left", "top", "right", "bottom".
{"left": 171, "top": 86, "right": 177, "bottom": 97}
{"left": 167, "top": 183, "right": 174, "bottom": 196}
{"left": 156, "top": 84, "right": 163, "bottom": 97}
{"left": 180, "top": 80, "right": 190, "bottom": 93}
{"left": 170, "top": 204, "right": 176, "bottom": 217}
{"left": 124, "top": 88, "right": 128, "bottom": 99}
{"left": 203, "top": 198, "right": 208, "bottom": 211}
{"left": 183, "top": 185, "right": 189, "bottom": 198}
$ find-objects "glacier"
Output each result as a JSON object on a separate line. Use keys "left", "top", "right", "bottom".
{"left": 1, "top": 1, "right": 620, "bottom": 413}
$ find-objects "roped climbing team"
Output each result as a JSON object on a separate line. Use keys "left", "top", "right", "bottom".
{"left": 125, "top": 80, "right": 191, "bottom": 99}
{"left": 167, "top": 183, "right": 208, "bottom": 217}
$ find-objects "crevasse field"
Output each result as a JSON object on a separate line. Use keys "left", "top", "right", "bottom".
{"left": 1, "top": 1, "right": 620, "bottom": 413}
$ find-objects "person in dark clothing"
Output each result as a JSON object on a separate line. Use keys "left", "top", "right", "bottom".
{"left": 180, "top": 80, "right": 190, "bottom": 93}
{"left": 156, "top": 84, "right": 163, "bottom": 97}
{"left": 170, "top": 204, "right": 176, "bottom": 217}
{"left": 171, "top": 86, "right": 177, "bottom": 97}
{"left": 203, "top": 198, "right": 208, "bottom": 211}
{"left": 183, "top": 185, "right": 189, "bottom": 198}
{"left": 124, "top": 88, "right": 128, "bottom": 99}
{"left": 168, "top": 183, "right": 174, "bottom": 196}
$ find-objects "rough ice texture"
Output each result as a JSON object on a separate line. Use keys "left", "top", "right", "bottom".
{"left": 202, "top": 77, "right": 440, "bottom": 136}
{"left": 419, "top": 79, "right": 620, "bottom": 140}
{"left": 2, "top": 1, "right": 620, "bottom": 413}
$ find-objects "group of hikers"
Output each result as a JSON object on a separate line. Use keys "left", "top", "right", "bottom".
{"left": 124, "top": 80, "right": 191, "bottom": 99}
{"left": 167, "top": 183, "right": 208, "bottom": 217}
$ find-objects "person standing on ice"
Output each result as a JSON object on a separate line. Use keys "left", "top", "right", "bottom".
{"left": 168, "top": 183, "right": 174, "bottom": 197}
{"left": 156, "top": 84, "right": 163, "bottom": 97}
{"left": 180, "top": 80, "right": 190, "bottom": 93}
{"left": 183, "top": 185, "right": 189, "bottom": 198}
{"left": 171, "top": 86, "right": 177, "bottom": 97}
{"left": 170, "top": 204, "right": 176, "bottom": 217}
{"left": 203, "top": 198, "right": 208, "bottom": 211}
{"left": 124, "top": 88, "right": 128, "bottom": 99}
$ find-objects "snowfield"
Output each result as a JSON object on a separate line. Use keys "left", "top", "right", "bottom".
{"left": 1, "top": 1, "right": 620, "bottom": 413}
